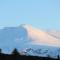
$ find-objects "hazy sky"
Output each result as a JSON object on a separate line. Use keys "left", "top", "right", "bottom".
{"left": 0, "top": 0, "right": 60, "bottom": 29}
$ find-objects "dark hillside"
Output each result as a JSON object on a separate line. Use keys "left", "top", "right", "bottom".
{"left": 0, "top": 48, "right": 59, "bottom": 60}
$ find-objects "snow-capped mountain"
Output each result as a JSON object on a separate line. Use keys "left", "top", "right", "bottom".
{"left": 0, "top": 24, "right": 60, "bottom": 58}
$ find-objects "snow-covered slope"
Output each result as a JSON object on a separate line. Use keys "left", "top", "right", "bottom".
{"left": 22, "top": 25, "right": 60, "bottom": 47}
{"left": 0, "top": 24, "right": 60, "bottom": 58}
{"left": 47, "top": 30, "right": 60, "bottom": 39}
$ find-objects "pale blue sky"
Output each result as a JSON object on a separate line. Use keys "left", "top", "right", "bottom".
{"left": 0, "top": 0, "right": 60, "bottom": 29}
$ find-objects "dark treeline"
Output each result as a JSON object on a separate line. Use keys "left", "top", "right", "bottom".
{"left": 0, "top": 48, "right": 59, "bottom": 60}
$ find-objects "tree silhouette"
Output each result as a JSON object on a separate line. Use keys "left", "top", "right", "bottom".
{"left": 0, "top": 49, "right": 2, "bottom": 53}
{"left": 58, "top": 54, "right": 60, "bottom": 60}
{"left": 12, "top": 48, "right": 20, "bottom": 55}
